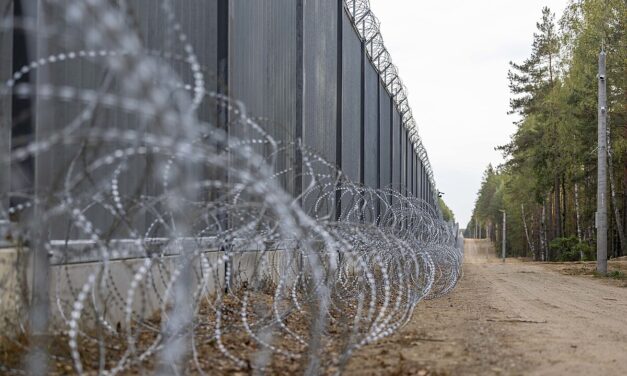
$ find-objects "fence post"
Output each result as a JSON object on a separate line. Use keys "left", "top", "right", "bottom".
{"left": 596, "top": 49, "right": 608, "bottom": 274}
{"left": 335, "top": 0, "right": 343, "bottom": 220}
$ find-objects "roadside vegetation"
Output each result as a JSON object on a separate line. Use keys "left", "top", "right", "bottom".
{"left": 464, "top": 0, "right": 626, "bottom": 262}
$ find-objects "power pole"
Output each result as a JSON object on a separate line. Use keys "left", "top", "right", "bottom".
{"left": 500, "top": 210, "right": 506, "bottom": 261}
{"left": 597, "top": 49, "right": 608, "bottom": 274}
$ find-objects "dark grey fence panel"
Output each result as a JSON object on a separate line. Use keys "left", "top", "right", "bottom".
{"left": 414, "top": 151, "right": 418, "bottom": 198}
{"left": 302, "top": 0, "right": 338, "bottom": 216}
{"left": 171, "top": 0, "right": 218, "bottom": 117}
{"left": 421, "top": 163, "right": 426, "bottom": 202}
{"left": 363, "top": 61, "right": 378, "bottom": 190}
{"left": 408, "top": 135, "right": 412, "bottom": 195}
{"left": 409, "top": 143, "right": 414, "bottom": 197}
{"left": 230, "top": 0, "right": 298, "bottom": 195}
{"left": 24, "top": 1, "right": 221, "bottom": 240}
{"left": 379, "top": 83, "right": 392, "bottom": 191}
{"left": 303, "top": 0, "right": 337, "bottom": 166}
{"left": 392, "top": 108, "right": 401, "bottom": 190}
{"left": 32, "top": 3, "right": 138, "bottom": 240}
{"left": 401, "top": 126, "right": 406, "bottom": 194}
{"left": 341, "top": 11, "right": 361, "bottom": 184}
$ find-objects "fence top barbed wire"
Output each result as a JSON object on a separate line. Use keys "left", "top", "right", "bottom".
{"left": 344, "top": 0, "right": 438, "bottom": 209}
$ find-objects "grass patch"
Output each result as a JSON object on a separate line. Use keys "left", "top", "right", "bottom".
{"left": 593, "top": 270, "right": 627, "bottom": 280}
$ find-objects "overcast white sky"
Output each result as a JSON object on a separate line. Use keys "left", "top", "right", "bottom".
{"left": 369, "top": 0, "right": 569, "bottom": 227}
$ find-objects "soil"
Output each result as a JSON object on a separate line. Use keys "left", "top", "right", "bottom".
{"left": 344, "top": 239, "right": 627, "bottom": 375}
{"left": 3, "top": 240, "right": 627, "bottom": 375}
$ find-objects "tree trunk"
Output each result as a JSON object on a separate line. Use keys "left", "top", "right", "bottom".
{"left": 574, "top": 182, "right": 582, "bottom": 241}
{"left": 608, "top": 155, "right": 625, "bottom": 256}
{"left": 541, "top": 201, "right": 548, "bottom": 261}
{"left": 608, "top": 127, "right": 626, "bottom": 256}
{"left": 521, "top": 204, "right": 535, "bottom": 259}
{"left": 562, "top": 176, "right": 567, "bottom": 237}
{"left": 555, "top": 177, "right": 562, "bottom": 238}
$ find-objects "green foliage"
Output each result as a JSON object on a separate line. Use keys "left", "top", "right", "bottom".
{"left": 550, "top": 237, "right": 580, "bottom": 261}
{"left": 574, "top": 242, "right": 594, "bottom": 261}
{"left": 607, "top": 271, "right": 626, "bottom": 280}
{"left": 595, "top": 270, "right": 627, "bottom": 280}
{"left": 548, "top": 237, "right": 594, "bottom": 261}
{"left": 438, "top": 197, "right": 455, "bottom": 223}
{"left": 469, "top": 0, "right": 627, "bottom": 259}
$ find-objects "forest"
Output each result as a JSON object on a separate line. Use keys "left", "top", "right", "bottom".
{"left": 464, "top": 0, "right": 626, "bottom": 261}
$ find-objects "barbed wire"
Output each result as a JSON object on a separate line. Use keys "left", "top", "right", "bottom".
{"left": 0, "top": 0, "right": 462, "bottom": 374}
{"left": 345, "top": 0, "right": 436, "bottom": 197}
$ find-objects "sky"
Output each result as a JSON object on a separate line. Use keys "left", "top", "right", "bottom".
{"left": 369, "top": 0, "right": 569, "bottom": 228}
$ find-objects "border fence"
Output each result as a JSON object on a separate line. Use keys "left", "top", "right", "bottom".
{"left": 0, "top": 0, "right": 461, "bottom": 374}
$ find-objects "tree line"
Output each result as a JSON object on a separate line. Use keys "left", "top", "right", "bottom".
{"left": 464, "top": 0, "right": 626, "bottom": 261}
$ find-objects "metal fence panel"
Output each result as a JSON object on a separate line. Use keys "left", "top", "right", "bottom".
{"left": 363, "top": 60, "right": 378, "bottom": 190}
{"left": 341, "top": 11, "right": 361, "bottom": 184}
{"left": 401, "top": 125, "right": 406, "bottom": 194}
{"left": 302, "top": 0, "right": 337, "bottom": 216}
{"left": 409, "top": 143, "right": 414, "bottom": 197}
{"left": 392, "top": 108, "right": 401, "bottom": 190}
{"left": 25, "top": 1, "right": 220, "bottom": 240}
{"left": 303, "top": 0, "right": 337, "bottom": 165}
{"left": 379, "top": 83, "right": 392, "bottom": 191}
{"left": 230, "top": 0, "right": 298, "bottom": 195}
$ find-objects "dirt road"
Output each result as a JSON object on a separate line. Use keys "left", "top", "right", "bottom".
{"left": 346, "top": 239, "right": 627, "bottom": 375}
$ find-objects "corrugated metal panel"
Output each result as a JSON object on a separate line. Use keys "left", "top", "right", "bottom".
{"left": 341, "top": 11, "right": 361, "bottom": 183}
{"left": 379, "top": 82, "right": 391, "bottom": 191}
{"left": 27, "top": 1, "right": 220, "bottom": 239}
{"left": 408, "top": 134, "right": 412, "bottom": 196}
{"left": 363, "top": 61, "right": 378, "bottom": 190}
{"left": 401, "top": 126, "right": 406, "bottom": 194}
{"left": 414, "top": 152, "right": 418, "bottom": 198}
{"left": 302, "top": 0, "right": 337, "bottom": 216}
{"left": 230, "top": 0, "right": 298, "bottom": 195}
{"left": 392, "top": 108, "right": 401, "bottom": 190}
{"left": 409, "top": 143, "right": 414, "bottom": 197}
{"left": 303, "top": 0, "right": 336, "bottom": 164}
{"left": 421, "top": 163, "right": 425, "bottom": 201}
{"left": 34, "top": 1, "right": 130, "bottom": 239}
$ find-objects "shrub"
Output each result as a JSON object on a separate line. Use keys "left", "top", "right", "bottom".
{"left": 549, "top": 236, "right": 593, "bottom": 262}
{"left": 607, "top": 271, "right": 626, "bottom": 280}
{"left": 574, "top": 242, "right": 594, "bottom": 261}
{"left": 549, "top": 236, "right": 578, "bottom": 261}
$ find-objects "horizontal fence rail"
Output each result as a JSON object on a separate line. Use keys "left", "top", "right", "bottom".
{"left": 0, "top": 0, "right": 463, "bottom": 374}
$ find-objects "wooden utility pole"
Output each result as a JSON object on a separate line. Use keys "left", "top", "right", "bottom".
{"left": 597, "top": 49, "right": 608, "bottom": 274}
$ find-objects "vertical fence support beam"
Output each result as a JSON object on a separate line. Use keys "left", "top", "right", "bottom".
{"left": 359, "top": 40, "right": 365, "bottom": 187}
{"left": 597, "top": 49, "right": 608, "bottom": 274}
{"left": 295, "top": 0, "right": 304, "bottom": 201}
{"left": 25, "top": 0, "right": 50, "bottom": 373}
{"left": 0, "top": 0, "right": 13, "bottom": 223}
{"left": 335, "top": 0, "right": 343, "bottom": 220}
{"left": 388, "top": 96, "right": 393, "bottom": 204}
{"left": 0, "top": 0, "right": 12, "bottom": 238}
{"left": 376, "top": 63, "right": 381, "bottom": 220}
{"left": 217, "top": 0, "right": 230, "bottom": 291}
{"left": 403, "top": 133, "right": 411, "bottom": 196}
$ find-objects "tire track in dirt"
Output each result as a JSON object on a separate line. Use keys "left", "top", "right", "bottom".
{"left": 345, "top": 239, "right": 627, "bottom": 375}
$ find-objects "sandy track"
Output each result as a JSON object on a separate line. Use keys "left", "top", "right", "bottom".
{"left": 345, "top": 239, "right": 627, "bottom": 375}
